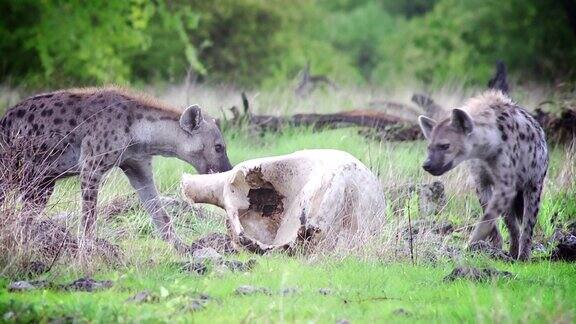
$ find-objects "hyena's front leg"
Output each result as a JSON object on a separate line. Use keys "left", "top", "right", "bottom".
{"left": 469, "top": 186, "right": 514, "bottom": 247}
{"left": 518, "top": 184, "right": 543, "bottom": 261}
{"left": 475, "top": 183, "right": 503, "bottom": 249}
{"left": 120, "top": 158, "right": 188, "bottom": 254}
{"left": 472, "top": 166, "right": 503, "bottom": 249}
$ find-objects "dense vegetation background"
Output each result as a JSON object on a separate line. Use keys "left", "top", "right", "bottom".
{"left": 1, "top": 0, "right": 576, "bottom": 88}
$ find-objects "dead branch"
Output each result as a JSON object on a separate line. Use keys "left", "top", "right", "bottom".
{"left": 411, "top": 94, "right": 443, "bottom": 118}
{"left": 295, "top": 63, "right": 337, "bottom": 97}
{"left": 224, "top": 97, "right": 423, "bottom": 141}
{"left": 487, "top": 60, "right": 510, "bottom": 94}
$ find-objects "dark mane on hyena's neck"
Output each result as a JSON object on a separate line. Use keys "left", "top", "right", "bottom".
{"left": 58, "top": 86, "right": 184, "bottom": 116}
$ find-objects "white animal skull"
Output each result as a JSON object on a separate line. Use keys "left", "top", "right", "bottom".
{"left": 181, "top": 149, "right": 386, "bottom": 253}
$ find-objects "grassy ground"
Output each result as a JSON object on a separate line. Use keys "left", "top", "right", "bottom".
{"left": 1, "top": 256, "right": 575, "bottom": 323}
{"left": 0, "top": 85, "right": 575, "bottom": 322}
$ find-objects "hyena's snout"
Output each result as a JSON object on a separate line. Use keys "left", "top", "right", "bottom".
{"left": 421, "top": 156, "right": 453, "bottom": 176}
{"left": 422, "top": 159, "right": 434, "bottom": 172}
{"left": 218, "top": 157, "right": 233, "bottom": 172}
{"left": 206, "top": 156, "right": 233, "bottom": 174}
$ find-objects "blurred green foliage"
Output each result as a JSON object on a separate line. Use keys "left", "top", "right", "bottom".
{"left": 374, "top": 0, "right": 576, "bottom": 85}
{"left": 0, "top": 0, "right": 575, "bottom": 87}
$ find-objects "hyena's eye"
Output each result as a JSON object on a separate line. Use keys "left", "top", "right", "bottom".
{"left": 215, "top": 144, "right": 224, "bottom": 153}
{"left": 437, "top": 144, "right": 450, "bottom": 150}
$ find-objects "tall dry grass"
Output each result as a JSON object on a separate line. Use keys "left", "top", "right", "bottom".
{"left": 0, "top": 133, "right": 125, "bottom": 277}
{"left": 0, "top": 82, "right": 572, "bottom": 275}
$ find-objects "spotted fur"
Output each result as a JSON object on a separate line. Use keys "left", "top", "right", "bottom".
{"left": 0, "top": 87, "right": 232, "bottom": 253}
{"left": 419, "top": 90, "right": 548, "bottom": 260}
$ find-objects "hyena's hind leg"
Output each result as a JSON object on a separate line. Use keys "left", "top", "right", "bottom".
{"left": 518, "top": 184, "right": 543, "bottom": 261}
{"left": 17, "top": 178, "right": 56, "bottom": 242}
{"left": 21, "top": 178, "right": 56, "bottom": 213}
{"left": 502, "top": 190, "right": 523, "bottom": 259}
{"left": 78, "top": 139, "right": 116, "bottom": 241}
{"left": 0, "top": 154, "right": 6, "bottom": 207}
{"left": 0, "top": 178, "right": 4, "bottom": 207}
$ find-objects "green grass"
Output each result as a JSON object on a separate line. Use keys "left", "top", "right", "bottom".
{"left": 1, "top": 127, "right": 575, "bottom": 323}
{"left": 1, "top": 256, "right": 574, "bottom": 323}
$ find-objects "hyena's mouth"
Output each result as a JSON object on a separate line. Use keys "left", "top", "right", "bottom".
{"left": 428, "top": 161, "right": 454, "bottom": 176}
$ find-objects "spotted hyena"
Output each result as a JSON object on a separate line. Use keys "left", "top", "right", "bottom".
{"left": 0, "top": 87, "right": 232, "bottom": 253}
{"left": 418, "top": 90, "right": 548, "bottom": 260}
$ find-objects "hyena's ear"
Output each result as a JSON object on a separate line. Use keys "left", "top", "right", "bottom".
{"left": 418, "top": 115, "right": 436, "bottom": 139}
{"left": 180, "top": 105, "right": 204, "bottom": 132}
{"left": 451, "top": 109, "right": 473, "bottom": 135}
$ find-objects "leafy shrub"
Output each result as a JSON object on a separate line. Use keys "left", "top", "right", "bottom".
{"left": 31, "top": 0, "right": 151, "bottom": 86}
{"left": 374, "top": 0, "right": 576, "bottom": 85}
{"left": 1, "top": 0, "right": 575, "bottom": 87}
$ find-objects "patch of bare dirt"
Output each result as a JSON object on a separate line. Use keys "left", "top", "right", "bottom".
{"left": 126, "top": 290, "right": 159, "bottom": 303}
{"left": 444, "top": 266, "right": 512, "bottom": 282}
{"left": 235, "top": 285, "right": 272, "bottom": 296}
{"left": 220, "top": 259, "right": 257, "bottom": 272}
{"left": 7, "top": 277, "right": 114, "bottom": 293}
{"left": 28, "top": 218, "right": 122, "bottom": 265}
{"left": 8, "top": 280, "right": 49, "bottom": 292}
{"left": 189, "top": 233, "right": 236, "bottom": 254}
{"left": 58, "top": 278, "right": 113, "bottom": 292}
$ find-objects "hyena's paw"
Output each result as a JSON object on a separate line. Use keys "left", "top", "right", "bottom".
{"left": 467, "top": 240, "right": 514, "bottom": 262}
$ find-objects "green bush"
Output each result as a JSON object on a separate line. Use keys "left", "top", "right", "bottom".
{"left": 374, "top": 0, "right": 576, "bottom": 85}
{"left": 0, "top": 0, "right": 201, "bottom": 87}
{"left": 322, "top": 1, "right": 397, "bottom": 81}
{"left": 130, "top": 0, "right": 204, "bottom": 83}
{"left": 32, "top": 0, "right": 151, "bottom": 86}
{"left": 184, "top": 0, "right": 362, "bottom": 86}
{"left": 0, "top": 0, "right": 575, "bottom": 87}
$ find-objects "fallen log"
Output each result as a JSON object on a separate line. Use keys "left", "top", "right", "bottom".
{"left": 223, "top": 93, "right": 423, "bottom": 141}
{"left": 226, "top": 107, "right": 423, "bottom": 141}
{"left": 222, "top": 62, "right": 574, "bottom": 144}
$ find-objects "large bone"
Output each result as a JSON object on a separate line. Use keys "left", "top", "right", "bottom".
{"left": 181, "top": 149, "right": 386, "bottom": 253}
